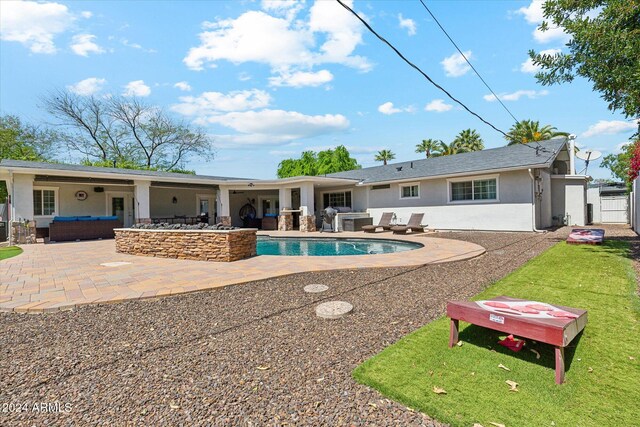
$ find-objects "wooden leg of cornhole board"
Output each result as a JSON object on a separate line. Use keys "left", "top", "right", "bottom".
{"left": 555, "top": 346, "right": 565, "bottom": 384}
{"left": 449, "top": 319, "right": 459, "bottom": 348}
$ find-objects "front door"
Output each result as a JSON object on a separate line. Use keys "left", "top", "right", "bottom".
{"left": 107, "top": 193, "right": 134, "bottom": 227}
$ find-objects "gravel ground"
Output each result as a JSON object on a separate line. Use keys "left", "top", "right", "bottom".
{"left": 1, "top": 226, "right": 636, "bottom": 426}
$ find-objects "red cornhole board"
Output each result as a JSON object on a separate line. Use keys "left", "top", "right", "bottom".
{"left": 447, "top": 296, "right": 588, "bottom": 384}
{"left": 567, "top": 228, "right": 605, "bottom": 245}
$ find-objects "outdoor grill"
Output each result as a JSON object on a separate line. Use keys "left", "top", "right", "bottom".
{"left": 320, "top": 206, "right": 338, "bottom": 232}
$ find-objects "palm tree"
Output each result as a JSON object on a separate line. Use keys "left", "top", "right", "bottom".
{"left": 453, "top": 129, "right": 484, "bottom": 151}
{"left": 416, "top": 139, "right": 442, "bottom": 158}
{"left": 432, "top": 141, "right": 468, "bottom": 157}
{"left": 505, "top": 120, "right": 569, "bottom": 145}
{"left": 374, "top": 149, "right": 396, "bottom": 165}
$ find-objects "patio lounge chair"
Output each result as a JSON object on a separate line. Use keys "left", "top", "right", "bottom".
{"left": 361, "top": 212, "right": 395, "bottom": 233}
{"left": 391, "top": 213, "right": 425, "bottom": 234}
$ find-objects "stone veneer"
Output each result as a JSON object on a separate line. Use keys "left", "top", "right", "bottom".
{"left": 278, "top": 214, "right": 293, "bottom": 231}
{"left": 299, "top": 215, "right": 316, "bottom": 232}
{"left": 114, "top": 228, "right": 257, "bottom": 262}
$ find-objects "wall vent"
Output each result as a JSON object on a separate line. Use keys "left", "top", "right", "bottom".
{"left": 372, "top": 184, "right": 391, "bottom": 190}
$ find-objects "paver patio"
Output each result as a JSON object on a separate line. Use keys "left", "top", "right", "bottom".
{"left": 0, "top": 231, "right": 484, "bottom": 313}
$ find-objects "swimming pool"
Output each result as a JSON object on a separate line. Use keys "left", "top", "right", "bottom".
{"left": 257, "top": 236, "right": 423, "bottom": 256}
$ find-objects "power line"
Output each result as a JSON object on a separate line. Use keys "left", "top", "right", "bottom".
{"left": 335, "top": 0, "right": 509, "bottom": 138}
{"left": 418, "top": 0, "right": 520, "bottom": 124}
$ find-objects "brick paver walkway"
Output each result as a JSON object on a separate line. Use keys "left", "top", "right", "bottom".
{"left": 0, "top": 231, "right": 484, "bottom": 313}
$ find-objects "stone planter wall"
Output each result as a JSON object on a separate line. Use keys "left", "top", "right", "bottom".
{"left": 114, "top": 228, "right": 257, "bottom": 262}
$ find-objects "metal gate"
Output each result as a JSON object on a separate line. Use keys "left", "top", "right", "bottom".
{"left": 601, "top": 196, "right": 629, "bottom": 223}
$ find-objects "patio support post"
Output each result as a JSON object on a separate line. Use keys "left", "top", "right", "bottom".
{"left": 134, "top": 180, "right": 151, "bottom": 224}
{"left": 10, "top": 174, "right": 35, "bottom": 245}
{"left": 299, "top": 182, "right": 316, "bottom": 232}
{"left": 217, "top": 186, "right": 231, "bottom": 226}
{"left": 278, "top": 187, "right": 293, "bottom": 231}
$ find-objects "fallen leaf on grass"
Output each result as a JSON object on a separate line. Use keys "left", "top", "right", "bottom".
{"left": 473, "top": 424, "right": 484, "bottom": 427}
{"left": 530, "top": 349, "right": 541, "bottom": 359}
{"left": 489, "top": 423, "right": 506, "bottom": 427}
{"left": 498, "top": 363, "right": 511, "bottom": 371}
{"left": 630, "top": 356, "right": 636, "bottom": 360}
{"left": 506, "top": 380, "right": 519, "bottom": 392}
{"left": 432, "top": 386, "right": 447, "bottom": 395}
{"left": 256, "top": 366, "right": 270, "bottom": 370}
{"left": 456, "top": 340, "right": 463, "bottom": 347}
{"left": 588, "top": 367, "right": 593, "bottom": 373}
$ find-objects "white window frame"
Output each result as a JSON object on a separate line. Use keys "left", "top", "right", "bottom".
{"left": 33, "top": 186, "right": 59, "bottom": 218}
{"left": 447, "top": 174, "right": 500, "bottom": 204}
{"left": 320, "top": 189, "right": 353, "bottom": 209}
{"left": 399, "top": 182, "right": 420, "bottom": 199}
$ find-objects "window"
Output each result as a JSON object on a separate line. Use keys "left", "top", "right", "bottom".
{"left": 400, "top": 183, "right": 419, "bottom": 199}
{"left": 450, "top": 177, "right": 497, "bottom": 202}
{"left": 33, "top": 188, "right": 57, "bottom": 216}
{"left": 322, "top": 191, "right": 351, "bottom": 208}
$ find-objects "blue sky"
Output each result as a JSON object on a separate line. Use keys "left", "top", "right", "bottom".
{"left": 1, "top": 0, "right": 637, "bottom": 180}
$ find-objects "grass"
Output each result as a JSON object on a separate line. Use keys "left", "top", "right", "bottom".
{"left": 0, "top": 246, "right": 22, "bottom": 260}
{"left": 354, "top": 241, "right": 640, "bottom": 427}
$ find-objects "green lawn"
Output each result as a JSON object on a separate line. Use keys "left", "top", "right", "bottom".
{"left": 0, "top": 246, "right": 22, "bottom": 260}
{"left": 354, "top": 241, "right": 640, "bottom": 427}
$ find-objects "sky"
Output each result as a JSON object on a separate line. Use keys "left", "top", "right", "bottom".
{"left": 1, "top": 0, "right": 638, "bottom": 180}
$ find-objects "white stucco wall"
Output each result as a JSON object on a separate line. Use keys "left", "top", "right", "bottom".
{"left": 366, "top": 170, "right": 535, "bottom": 231}
{"left": 551, "top": 176, "right": 587, "bottom": 226}
{"left": 12, "top": 174, "right": 35, "bottom": 222}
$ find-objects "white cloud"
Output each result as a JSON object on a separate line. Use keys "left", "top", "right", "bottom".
{"left": 533, "top": 26, "right": 569, "bottom": 44}
{"left": 0, "top": 0, "right": 74, "bottom": 54}
{"left": 67, "top": 77, "right": 106, "bottom": 96}
{"left": 377, "top": 102, "right": 414, "bottom": 115}
{"left": 441, "top": 51, "right": 472, "bottom": 77}
{"left": 70, "top": 34, "right": 104, "bottom": 56}
{"left": 210, "top": 110, "right": 350, "bottom": 147}
{"left": 238, "top": 72, "right": 252, "bottom": 81}
{"left": 378, "top": 102, "right": 401, "bottom": 115}
{"left": 183, "top": 0, "right": 370, "bottom": 83}
{"left": 121, "top": 38, "right": 157, "bottom": 53}
{"left": 80, "top": 11, "right": 92, "bottom": 19}
{"left": 581, "top": 120, "right": 639, "bottom": 138}
{"left": 515, "top": 0, "right": 545, "bottom": 24}
{"left": 171, "top": 89, "right": 272, "bottom": 117}
{"left": 174, "top": 81, "right": 192, "bottom": 92}
{"left": 483, "top": 89, "right": 549, "bottom": 102}
{"left": 516, "top": 0, "right": 570, "bottom": 44}
{"left": 122, "top": 80, "right": 151, "bottom": 97}
{"left": 261, "top": 0, "right": 304, "bottom": 20}
{"left": 269, "top": 69, "right": 333, "bottom": 88}
{"left": 425, "top": 99, "right": 453, "bottom": 113}
{"left": 398, "top": 14, "right": 416, "bottom": 36}
{"left": 520, "top": 48, "right": 561, "bottom": 73}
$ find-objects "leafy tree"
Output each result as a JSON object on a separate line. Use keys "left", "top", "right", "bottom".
{"left": 276, "top": 145, "right": 360, "bottom": 178}
{"left": 43, "top": 90, "right": 214, "bottom": 170}
{"left": 529, "top": 0, "right": 640, "bottom": 129}
{"left": 416, "top": 139, "right": 442, "bottom": 158}
{"left": 374, "top": 149, "right": 396, "bottom": 165}
{"left": 600, "top": 141, "right": 636, "bottom": 189}
{"left": 505, "top": 120, "right": 568, "bottom": 145}
{"left": 453, "top": 129, "right": 484, "bottom": 151}
{"left": 0, "top": 115, "right": 58, "bottom": 202}
{"left": 432, "top": 141, "right": 468, "bottom": 157}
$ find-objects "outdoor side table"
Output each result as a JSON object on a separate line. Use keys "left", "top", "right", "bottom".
{"left": 446, "top": 295, "right": 588, "bottom": 384}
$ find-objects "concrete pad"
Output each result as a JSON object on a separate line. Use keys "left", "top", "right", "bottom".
{"left": 316, "top": 301, "right": 353, "bottom": 319}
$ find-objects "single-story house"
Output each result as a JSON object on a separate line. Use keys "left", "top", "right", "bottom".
{"left": 0, "top": 137, "right": 589, "bottom": 241}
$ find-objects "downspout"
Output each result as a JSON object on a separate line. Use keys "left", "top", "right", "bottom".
{"left": 528, "top": 168, "right": 545, "bottom": 233}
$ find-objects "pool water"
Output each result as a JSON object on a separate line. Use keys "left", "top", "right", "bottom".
{"left": 257, "top": 236, "right": 423, "bottom": 256}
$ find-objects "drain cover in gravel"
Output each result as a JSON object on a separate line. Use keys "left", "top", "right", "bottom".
{"left": 316, "top": 301, "right": 353, "bottom": 319}
{"left": 100, "top": 262, "right": 132, "bottom": 267}
{"left": 304, "top": 284, "right": 329, "bottom": 293}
